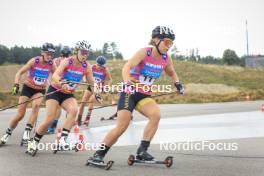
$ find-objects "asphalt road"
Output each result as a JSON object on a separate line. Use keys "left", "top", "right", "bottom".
{"left": 0, "top": 101, "right": 264, "bottom": 176}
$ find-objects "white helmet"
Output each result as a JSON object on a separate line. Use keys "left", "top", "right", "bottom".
{"left": 75, "top": 40, "right": 91, "bottom": 51}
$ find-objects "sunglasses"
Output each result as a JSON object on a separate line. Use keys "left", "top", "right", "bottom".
{"left": 162, "top": 39, "right": 173, "bottom": 48}
{"left": 44, "top": 51, "right": 54, "bottom": 56}
{"left": 80, "top": 49, "right": 89, "bottom": 56}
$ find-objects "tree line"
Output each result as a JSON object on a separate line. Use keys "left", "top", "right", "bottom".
{"left": 0, "top": 42, "right": 123, "bottom": 65}
{"left": 0, "top": 42, "right": 253, "bottom": 67}
{"left": 171, "top": 46, "right": 246, "bottom": 66}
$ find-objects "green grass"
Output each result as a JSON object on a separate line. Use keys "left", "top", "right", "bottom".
{"left": 0, "top": 60, "right": 263, "bottom": 107}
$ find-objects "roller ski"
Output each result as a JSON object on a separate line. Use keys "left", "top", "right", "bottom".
{"left": 20, "top": 131, "right": 30, "bottom": 146}
{"left": 0, "top": 134, "right": 10, "bottom": 146}
{"left": 53, "top": 136, "right": 80, "bottom": 154}
{"left": 85, "top": 153, "right": 114, "bottom": 170}
{"left": 127, "top": 153, "right": 173, "bottom": 168}
{"left": 100, "top": 112, "right": 117, "bottom": 121}
{"left": 25, "top": 139, "right": 38, "bottom": 156}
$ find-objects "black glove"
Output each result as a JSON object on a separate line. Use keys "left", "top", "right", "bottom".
{"left": 174, "top": 82, "right": 185, "bottom": 94}
{"left": 12, "top": 83, "right": 19, "bottom": 95}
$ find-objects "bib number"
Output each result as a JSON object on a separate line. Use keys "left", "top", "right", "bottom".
{"left": 95, "top": 77, "right": 102, "bottom": 83}
{"left": 33, "top": 76, "right": 46, "bottom": 86}
{"left": 139, "top": 75, "right": 155, "bottom": 85}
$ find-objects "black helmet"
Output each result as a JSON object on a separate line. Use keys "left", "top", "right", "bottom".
{"left": 60, "top": 46, "right": 71, "bottom": 57}
{"left": 151, "top": 26, "right": 175, "bottom": 41}
{"left": 41, "top": 43, "right": 55, "bottom": 53}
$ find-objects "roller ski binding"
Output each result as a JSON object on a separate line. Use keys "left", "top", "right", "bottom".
{"left": 25, "top": 139, "right": 38, "bottom": 157}
{"left": 86, "top": 154, "right": 114, "bottom": 170}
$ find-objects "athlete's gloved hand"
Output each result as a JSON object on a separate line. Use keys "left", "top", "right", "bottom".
{"left": 60, "top": 80, "right": 75, "bottom": 91}
{"left": 123, "top": 81, "right": 135, "bottom": 95}
{"left": 12, "top": 83, "right": 19, "bottom": 95}
{"left": 174, "top": 82, "right": 185, "bottom": 94}
{"left": 95, "top": 94, "right": 103, "bottom": 104}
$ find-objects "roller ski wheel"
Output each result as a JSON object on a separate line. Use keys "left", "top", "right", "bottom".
{"left": 86, "top": 157, "right": 114, "bottom": 170}
{"left": 127, "top": 154, "right": 173, "bottom": 168}
{"left": 128, "top": 154, "right": 135, "bottom": 166}
{"left": 164, "top": 156, "right": 173, "bottom": 168}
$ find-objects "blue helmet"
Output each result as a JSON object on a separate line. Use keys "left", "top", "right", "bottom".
{"left": 96, "top": 56, "right": 106, "bottom": 66}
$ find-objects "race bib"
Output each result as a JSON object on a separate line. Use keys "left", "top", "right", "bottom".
{"left": 139, "top": 75, "right": 156, "bottom": 86}
{"left": 94, "top": 77, "right": 102, "bottom": 83}
{"left": 33, "top": 76, "right": 46, "bottom": 86}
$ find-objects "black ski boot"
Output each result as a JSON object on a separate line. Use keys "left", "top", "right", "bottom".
{"left": 136, "top": 140, "right": 154, "bottom": 161}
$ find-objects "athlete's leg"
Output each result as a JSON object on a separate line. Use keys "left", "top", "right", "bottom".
{"left": 77, "top": 90, "right": 93, "bottom": 125}
{"left": 90, "top": 92, "right": 134, "bottom": 162}
{"left": 22, "top": 92, "right": 44, "bottom": 142}
{"left": 136, "top": 98, "right": 160, "bottom": 160}
{"left": 83, "top": 95, "right": 95, "bottom": 126}
{"left": 47, "top": 108, "right": 61, "bottom": 133}
{"left": 35, "top": 99, "right": 60, "bottom": 135}
{"left": 0, "top": 96, "right": 29, "bottom": 143}
{"left": 9, "top": 96, "right": 29, "bottom": 129}
{"left": 56, "top": 98, "right": 78, "bottom": 148}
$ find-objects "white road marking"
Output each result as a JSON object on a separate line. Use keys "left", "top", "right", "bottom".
{"left": 69, "top": 111, "right": 264, "bottom": 146}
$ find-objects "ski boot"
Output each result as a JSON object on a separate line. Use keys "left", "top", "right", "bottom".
{"left": 53, "top": 136, "right": 71, "bottom": 154}
{"left": 136, "top": 150, "right": 155, "bottom": 161}
{"left": 47, "top": 127, "right": 55, "bottom": 134}
{"left": 20, "top": 130, "right": 30, "bottom": 146}
{"left": 26, "top": 139, "right": 38, "bottom": 156}
{"left": 86, "top": 153, "right": 114, "bottom": 170}
{"left": 0, "top": 134, "right": 10, "bottom": 146}
{"left": 83, "top": 119, "right": 90, "bottom": 127}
